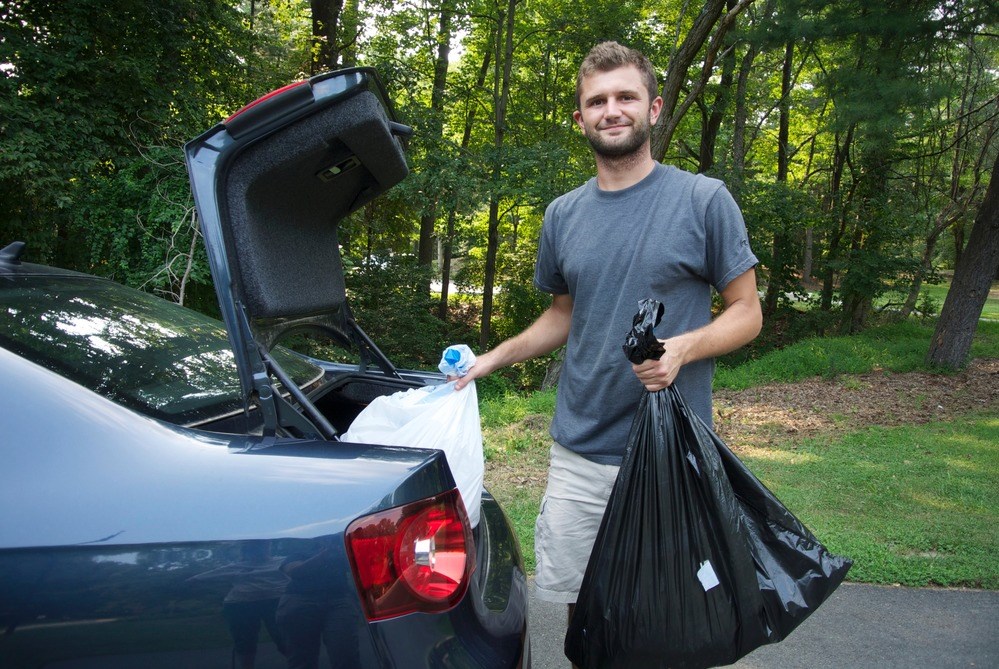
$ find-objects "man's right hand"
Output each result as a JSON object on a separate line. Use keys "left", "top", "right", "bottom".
{"left": 451, "top": 292, "right": 573, "bottom": 392}
{"left": 452, "top": 355, "right": 493, "bottom": 390}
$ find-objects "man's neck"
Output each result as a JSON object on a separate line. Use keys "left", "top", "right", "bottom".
{"left": 594, "top": 151, "right": 657, "bottom": 191}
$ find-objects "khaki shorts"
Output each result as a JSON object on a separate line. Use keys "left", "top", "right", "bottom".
{"left": 534, "top": 442, "right": 620, "bottom": 604}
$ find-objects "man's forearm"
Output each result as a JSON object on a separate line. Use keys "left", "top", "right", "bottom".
{"left": 454, "top": 293, "right": 572, "bottom": 389}
{"left": 667, "top": 298, "right": 761, "bottom": 366}
{"left": 632, "top": 269, "right": 761, "bottom": 391}
{"left": 479, "top": 294, "right": 572, "bottom": 371}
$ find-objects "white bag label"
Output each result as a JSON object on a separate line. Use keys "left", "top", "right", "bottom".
{"left": 697, "top": 560, "right": 720, "bottom": 592}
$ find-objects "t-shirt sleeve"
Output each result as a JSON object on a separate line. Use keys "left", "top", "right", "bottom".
{"left": 704, "top": 183, "right": 758, "bottom": 291}
{"left": 534, "top": 204, "right": 569, "bottom": 295}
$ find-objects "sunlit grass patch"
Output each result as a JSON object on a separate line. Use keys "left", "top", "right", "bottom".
{"left": 740, "top": 415, "right": 999, "bottom": 588}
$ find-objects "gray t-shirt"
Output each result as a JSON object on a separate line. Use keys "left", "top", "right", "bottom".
{"left": 535, "top": 162, "right": 758, "bottom": 464}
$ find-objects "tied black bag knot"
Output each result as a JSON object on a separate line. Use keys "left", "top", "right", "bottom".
{"left": 623, "top": 297, "right": 666, "bottom": 364}
{"left": 564, "top": 299, "right": 852, "bottom": 669}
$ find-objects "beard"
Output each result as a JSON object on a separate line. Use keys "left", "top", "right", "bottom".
{"left": 583, "top": 113, "right": 653, "bottom": 158}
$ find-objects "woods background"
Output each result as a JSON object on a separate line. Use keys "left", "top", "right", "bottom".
{"left": 2, "top": 0, "right": 997, "bottom": 387}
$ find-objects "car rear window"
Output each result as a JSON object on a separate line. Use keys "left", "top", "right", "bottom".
{"left": 0, "top": 274, "right": 323, "bottom": 426}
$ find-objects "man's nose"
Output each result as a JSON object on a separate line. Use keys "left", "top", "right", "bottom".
{"left": 604, "top": 97, "right": 621, "bottom": 116}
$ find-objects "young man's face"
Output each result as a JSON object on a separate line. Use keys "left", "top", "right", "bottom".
{"left": 573, "top": 64, "right": 663, "bottom": 159}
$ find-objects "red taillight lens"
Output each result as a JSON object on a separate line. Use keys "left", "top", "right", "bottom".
{"left": 346, "top": 488, "right": 474, "bottom": 621}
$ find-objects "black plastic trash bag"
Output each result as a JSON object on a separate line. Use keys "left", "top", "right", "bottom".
{"left": 622, "top": 298, "right": 665, "bottom": 364}
{"left": 564, "top": 299, "right": 852, "bottom": 669}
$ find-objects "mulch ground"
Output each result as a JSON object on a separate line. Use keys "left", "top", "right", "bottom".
{"left": 713, "top": 358, "right": 999, "bottom": 450}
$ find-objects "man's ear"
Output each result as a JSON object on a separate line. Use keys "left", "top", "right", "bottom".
{"left": 572, "top": 109, "right": 584, "bottom": 131}
{"left": 649, "top": 96, "right": 664, "bottom": 125}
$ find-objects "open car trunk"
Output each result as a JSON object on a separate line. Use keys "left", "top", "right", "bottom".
{"left": 185, "top": 68, "right": 417, "bottom": 440}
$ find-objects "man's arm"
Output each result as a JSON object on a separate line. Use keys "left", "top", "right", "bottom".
{"left": 453, "top": 293, "right": 573, "bottom": 390}
{"left": 632, "top": 268, "right": 762, "bottom": 391}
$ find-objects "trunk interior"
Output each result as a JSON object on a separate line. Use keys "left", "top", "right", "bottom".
{"left": 310, "top": 374, "right": 426, "bottom": 437}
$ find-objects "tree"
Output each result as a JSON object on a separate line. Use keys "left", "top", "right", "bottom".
{"left": 438, "top": 43, "right": 492, "bottom": 319}
{"left": 416, "top": 0, "right": 456, "bottom": 279}
{"left": 479, "top": 0, "right": 519, "bottom": 350}
{"left": 900, "top": 35, "right": 998, "bottom": 318}
{"left": 0, "top": 0, "right": 252, "bottom": 287}
{"left": 650, "top": 0, "right": 755, "bottom": 161}
{"left": 926, "top": 151, "right": 999, "bottom": 369}
{"left": 311, "top": 0, "right": 345, "bottom": 72}
{"left": 3, "top": 0, "right": 996, "bottom": 381}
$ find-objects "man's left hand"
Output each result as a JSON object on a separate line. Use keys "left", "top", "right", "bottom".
{"left": 631, "top": 339, "right": 684, "bottom": 391}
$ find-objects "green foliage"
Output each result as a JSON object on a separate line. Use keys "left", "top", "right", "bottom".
{"left": 489, "top": 490, "right": 542, "bottom": 573}
{"left": 2, "top": 0, "right": 995, "bottom": 384}
{"left": 480, "top": 388, "right": 557, "bottom": 429}
{"left": 69, "top": 143, "right": 216, "bottom": 307}
{"left": 0, "top": 1, "right": 255, "bottom": 255}
{"left": 915, "top": 288, "right": 941, "bottom": 319}
{"left": 715, "top": 319, "right": 999, "bottom": 390}
{"left": 716, "top": 321, "right": 927, "bottom": 389}
{"left": 488, "top": 240, "right": 557, "bottom": 390}
{"left": 970, "top": 321, "right": 999, "bottom": 359}
{"left": 720, "top": 303, "right": 839, "bottom": 366}
{"left": 344, "top": 254, "right": 450, "bottom": 368}
{"left": 740, "top": 179, "right": 821, "bottom": 309}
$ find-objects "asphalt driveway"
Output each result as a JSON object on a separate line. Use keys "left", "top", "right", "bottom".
{"left": 528, "top": 581, "right": 999, "bottom": 668}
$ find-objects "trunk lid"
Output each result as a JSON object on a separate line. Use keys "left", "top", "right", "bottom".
{"left": 184, "top": 68, "right": 413, "bottom": 439}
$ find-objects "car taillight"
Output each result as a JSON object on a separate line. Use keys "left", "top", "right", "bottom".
{"left": 345, "top": 488, "right": 475, "bottom": 621}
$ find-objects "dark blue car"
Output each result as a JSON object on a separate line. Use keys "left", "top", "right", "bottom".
{"left": 0, "top": 67, "right": 529, "bottom": 668}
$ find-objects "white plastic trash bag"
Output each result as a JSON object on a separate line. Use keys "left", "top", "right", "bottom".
{"left": 339, "top": 380, "right": 484, "bottom": 527}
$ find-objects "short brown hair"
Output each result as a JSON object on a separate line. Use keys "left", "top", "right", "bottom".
{"left": 576, "top": 41, "right": 659, "bottom": 109}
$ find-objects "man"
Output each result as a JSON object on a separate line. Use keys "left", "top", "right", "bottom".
{"left": 454, "top": 41, "right": 761, "bottom": 619}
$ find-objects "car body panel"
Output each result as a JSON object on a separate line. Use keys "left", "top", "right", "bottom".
{"left": 0, "top": 347, "right": 528, "bottom": 667}
{"left": 0, "top": 347, "right": 448, "bottom": 549}
{"left": 1, "top": 65, "right": 529, "bottom": 667}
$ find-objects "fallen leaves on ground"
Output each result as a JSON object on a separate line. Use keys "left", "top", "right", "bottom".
{"left": 714, "top": 358, "right": 998, "bottom": 450}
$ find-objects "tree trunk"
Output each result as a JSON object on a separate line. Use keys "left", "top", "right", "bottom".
{"left": 697, "top": 6, "right": 737, "bottom": 174}
{"left": 902, "top": 40, "right": 983, "bottom": 319}
{"left": 926, "top": 152, "right": 999, "bottom": 369}
{"left": 820, "top": 125, "right": 855, "bottom": 312}
{"left": 418, "top": 5, "right": 454, "bottom": 276}
{"left": 480, "top": 0, "right": 516, "bottom": 350}
{"left": 438, "top": 45, "right": 492, "bottom": 320}
{"left": 731, "top": 43, "right": 758, "bottom": 182}
{"left": 310, "top": 0, "right": 344, "bottom": 73}
{"left": 802, "top": 227, "right": 814, "bottom": 284}
{"left": 730, "top": 0, "right": 773, "bottom": 183}
{"left": 650, "top": 0, "right": 747, "bottom": 161}
{"left": 338, "top": 0, "right": 359, "bottom": 67}
{"left": 763, "top": 39, "right": 794, "bottom": 316}
{"left": 901, "top": 205, "right": 965, "bottom": 318}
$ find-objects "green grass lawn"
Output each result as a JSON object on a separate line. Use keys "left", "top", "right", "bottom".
{"left": 485, "top": 413, "right": 999, "bottom": 587}
{"left": 918, "top": 280, "right": 999, "bottom": 321}
{"left": 737, "top": 414, "right": 999, "bottom": 588}
{"left": 715, "top": 319, "right": 999, "bottom": 390}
